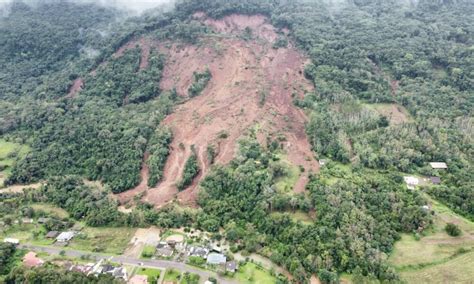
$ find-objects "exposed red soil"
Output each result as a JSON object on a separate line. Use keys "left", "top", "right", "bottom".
{"left": 116, "top": 152, "right": 150, "bottom": 203}
{"left": 66, "top": 78, "right": 83, "bottom": 98}
{"left": 117, "top": 14, "right": 319, "bottom": 208}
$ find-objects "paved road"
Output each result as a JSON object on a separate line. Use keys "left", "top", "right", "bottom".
{"left": 21, "top": 244, "right": 238, "bottom": 284}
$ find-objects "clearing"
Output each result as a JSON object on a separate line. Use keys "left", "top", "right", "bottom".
{"left": 366, "top": 103, "right": 411, "bottom": 125}
{"left": 117, "top": 13, "right": 319, "bottom": 208}
{"left": 68, "top": 227, "right": 136, "bottom": 255}
{"left": 123, "top": 226, "right": 161, "bottom": 258}
{"left": 235, "top": 262, "right": 278, "bottom": 284}
{"left": 0, "top": 139, "right": 29, "bottom": 187}
{"left": 389, "top": 194, "right": 474, "bottom": 283}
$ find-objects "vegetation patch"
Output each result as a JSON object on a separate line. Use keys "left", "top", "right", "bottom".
{"left": 235, "top": 262, "right": 277, "bottom": 284}
{"left": 68, "top": 227, "right": 136, "bottom": 255}
{"left": 140, "top": 245, "right": 156, "bottom": 258}
{"left": 188, "top": 69, "right": 212, "bottom": 97}
{"left": 163, "top": 268, "right": 181, "bottom": 283}
{"left": 136, "top": 267, "right": 161, "bottom": 283}
{"left": 176, "top": 147, "right": 200, "bottom": 191}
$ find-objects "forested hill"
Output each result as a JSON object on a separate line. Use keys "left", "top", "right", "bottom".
{"left": 0, "top": 0, "right": 473, "bottom": 282}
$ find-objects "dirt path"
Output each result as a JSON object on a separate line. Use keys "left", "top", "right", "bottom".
{"left": 66, "top": 78, "right": 83, "bottom": 98}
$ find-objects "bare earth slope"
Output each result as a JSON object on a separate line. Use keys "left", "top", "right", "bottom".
{"left": 117, "top": 14, "right": 319, "bottom": 208}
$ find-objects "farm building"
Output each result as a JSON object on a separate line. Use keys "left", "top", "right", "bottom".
{"left": 429, "top": 162, "right": 447, "bottom": 169}
{"left": 23, "top": 251, "right": 44, "bottom": 268}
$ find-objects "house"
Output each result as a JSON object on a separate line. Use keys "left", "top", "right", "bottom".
{"left": 429, "top": 162, "right": 447, "bottom": 169}
{"left": 56, "top": 231, "right": 75, "bottom": 244}
{"left": 90, "top": 259, "right": 128, "bottom": 281}
{"left": 128, "top": 275, "right": 148, "bottom": 284}
{"left": 23, "top": 251, "right": 45, "bottom": 268}
{"left": 207, "top": 253, "right": 226, "bottom": 265}
{"left": 403, "top": 176, "right": 419, "bottom": 190}
{"left": 3, "top": 238, "right": 20, "bottom": 245}
{"left": 189, "top": 246, "right": 209, "bottom": 258}
{"left": 319, "top": 159, "right": 327, "bottom": 167}
{"left": 430, "top": 176, "right": 441, "bottom": 185}
{"left": 46, "top": 231, "right": 59, "bottom": 239}
{"left": 156, "top": 242, "right": 174, "bottom": 257}
{"left": 225, "top": 260, "right": 238, "bottom": 273}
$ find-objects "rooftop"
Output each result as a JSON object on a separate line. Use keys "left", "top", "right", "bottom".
{"left": 430, "top": 162, "right": 447, "bottom": 169}
{"left": 207, "top": 252, "right": 226, "bottom": 265}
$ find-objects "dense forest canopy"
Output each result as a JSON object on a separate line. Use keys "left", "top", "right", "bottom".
{"left": 0, "top": 0, "right": 472, "bottom": 282}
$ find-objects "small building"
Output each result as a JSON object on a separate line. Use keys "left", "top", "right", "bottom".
{"left": 23, "top": 251, "right": 44, "bottom": 268}
{"left": 128, "top": 275, "right": 148, "bottom": 284}
{"left": 403, "top": 176, "right": 419, "bottom": 190}
{"left": 22, "top": 218, "right": 34, "bottom": 224}
{"left": 69, "top": 263, "right": 94, "bottom": 274}
{"left": 38, "top": 218, "right": 50, "bottom": 224}
{"left": 422, "top": 205, "right": 430, "bottom": 211}
{"left": 226, "top": 260, "right": 238, "bottom": 273}
{"left": 430, "top": 176, "right": 441, "bottom": 185}
{"left": 429, "top": 162, "right": 447, "bottom": 169}
{"left": 207, "top": 253, "right": 226, "bottom": 265}
{"left": 3, "top": 238, "right": 20, "bottom": 245}
{"left": 319, "top": 159, "right": 327, "bottom": 167}
{"left": 56, "top": 231, "right": 75, "bottom": 243}
{"left": 46, "top": 231, "right": 59, "bottom": 239}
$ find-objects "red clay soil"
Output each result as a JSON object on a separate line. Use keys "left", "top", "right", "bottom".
{"left": 116, "top": 152, "right": 150, "bottom": 203}
{"left": 115, "top": 14, "right": 319, "bottom": 208}
{"left": 66, "top": 78, "right": 83, "bottom": 98}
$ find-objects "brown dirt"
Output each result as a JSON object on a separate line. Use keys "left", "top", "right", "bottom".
{"left": 66, "top": 78, "right": 83, "bottom": 98}
{"left": 116, "top": 152, "right": 149, "bottom": 204}
{"left": 123, "top": 227, "right": 161, "bottom": 258}
{"left": 133, "top": 14, "right": 319, "bottom": 208}
{"left": 0, "top": 182, "right": 43, "bottom": 193}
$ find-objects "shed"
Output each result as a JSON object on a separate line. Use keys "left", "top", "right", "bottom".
{"left": 403, "top": 176, "right": 419, "bottom": 189}
{"left": 226, "top": 260, "right": 238, "bottom": 273}
{"left": 430, "top": 162, "right": 447, "bottom": 169}
{"left": 46, "top": 231, "right": 59, "bottom": 239}
{"left": 430, "top": 176, "right": 441, "bottom": 184}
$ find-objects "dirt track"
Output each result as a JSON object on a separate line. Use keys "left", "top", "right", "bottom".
{"left": 115, "top": 14, "right": 319, "bottom": 208}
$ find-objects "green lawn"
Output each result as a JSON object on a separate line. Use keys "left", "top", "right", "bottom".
{"left": 68, "top": 227, "right": 136, "bottom": 255}
{"left": 235, "top": 263, "right": 277, "bottom": 284}
{"left": 141, "top": 245, "right": 156, "bottom": 258}
{"left": 136, "top": 267, "right": 161, "bottom": 283}
{"left": 389, "top": 193, "right": 474, "bottom": 283}
{"left": 163, "top": 268, "right": 181, "bottom": 283}
{"left": 180, "top": 272, "right": 200, "bottom": 284}
{"left": 273, "top": 154, "right": 301, "bottom": 193}
{"left": 0, "top": 139, "right": 29, "bottom": 186}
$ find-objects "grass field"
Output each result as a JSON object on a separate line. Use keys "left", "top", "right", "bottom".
{"left": 163, "top": 268, "right": 181, "bottom": 283}
{"left": 30, "top": 203, "right": 69, "bottom": 219}
{"left": 68, "top": 227, "right": 136, "bottom": 255}
{"left": 273, "top": 154, "right": 301, "bottom": 193}
{"left": 389, "top": 193, "right": 474, "bottom": 283}
{"left": 140, "top": 245, "right": 156, "bottom": 258}
{"left": 0, "top": 139, "right": 29, "bottom": 187}
{"left": 235, "top": 263, "right": 277, "bottom": 284}
{"left": 136, "top": 267, "right": 162, "bottom": 282}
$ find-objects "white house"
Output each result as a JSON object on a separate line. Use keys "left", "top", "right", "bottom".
{"left": 3, "top": 238, "right": 20, "bottom": 245}
{"left": 56, "top": 231, "right": 75, "bottom": 243}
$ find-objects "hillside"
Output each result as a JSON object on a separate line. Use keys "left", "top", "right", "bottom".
{"left": 0, "top": 0, "right": 473, "bottom": 283}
